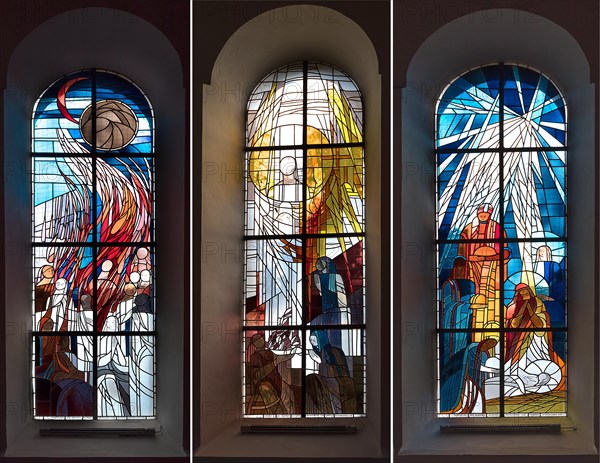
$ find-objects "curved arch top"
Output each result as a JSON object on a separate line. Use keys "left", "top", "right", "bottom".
{"left": 247, "top": 61, "right": 363, "bottom": 147}
{"left": 7, "top": 7, "right": 183, "bottom": 128}
{"left": 31, "top": 68, "right": 157, "bottom": 420}
{"left": 400, "top": 6, "right": 595, "bottom": 456}
{"left": 434, "top": 62, "right": 568, "bottom": 418}
{"left": 201, "top": 2, "right": 386, "bottom": 453}
{"left": 211, "top": 4, "right": 379, "bottom": 95}
{"left": 242, "top": 59, "right": 366, "bottom": 418}
{"left": 4, "top": 4, "right": 186, "bottom": 456}
{"left": 436, "top": 64, "right": 567, "bottom": 150}
{"left": 406, "top": 8, "right": 590, "bottom": 97}
{"left": 33, "top": 69, "right": 155, "bottom": 153}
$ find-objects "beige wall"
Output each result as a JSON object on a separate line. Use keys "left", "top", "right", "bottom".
{"left": 399, "top": 7, "right": 596, "bottom": 458}
{"left": 4, "top": 7, "right": 186, "bottom": 458}
{"left": 199, "top": 4, "right": 385, "bottom": 459}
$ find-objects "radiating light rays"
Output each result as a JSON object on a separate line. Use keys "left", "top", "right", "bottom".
{"left": 438, "top": 149, "right": 565, "bottom": 250}
{"left": 437, "top": 65, "right": 566, "bottom": 249}
{"left": 437, "top": 65, "right": 566, "bottom": 151}
{"left": 438, "top": 152, "right": 500, "bottom": 240}
{"left": 438, "top": 94, "right": 501, "bottom": 149}
{"left": 503, "top": 93, "right": 566, "bottom": 149}
{"left": 436, "top": 64, "right": 567, "bottom": 418}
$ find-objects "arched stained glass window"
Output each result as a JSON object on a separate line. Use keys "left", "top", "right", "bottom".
{"left": 243, "top": 62, "right": 366, "bottom": 417}
{"left": 436, "top": 64, "right": 567, "bottom": 417}
{"left": 32, "top": 69, "right": 155, "bottom": 419}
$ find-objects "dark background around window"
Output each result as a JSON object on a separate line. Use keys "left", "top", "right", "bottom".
{"left": 193, "top": 1, "right": 391, "bottom": 461}
{"left": 1, "top": 0, "right": 596, "bottom": 462}
{"left": 0, "top": 1, "right": 189, "bottom": 462}
{"left": 393, "top": 1, "right": 598, "bottom": 463}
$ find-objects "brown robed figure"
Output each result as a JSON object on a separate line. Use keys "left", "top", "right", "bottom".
{"left": 246, "top": 334, "right": 296, "bottom": 415}
{"left": 457, "top": 204, "right": 510, "bottom": 300}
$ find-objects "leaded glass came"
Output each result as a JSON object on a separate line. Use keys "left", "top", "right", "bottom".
{"left": 243, "top": 62, "right": 366, "bottom": 417}
{"left": 32, "top": 69, "right": 155, "bottom": 419}
{"left": 436, "top": 64, "right": 567, "bottom": 417}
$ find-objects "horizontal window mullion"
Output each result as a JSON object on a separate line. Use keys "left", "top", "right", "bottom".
{"left": 242, "top": 324, "right": 366, "bottom": 331}
{"left": 244, "top": 233, "right": 365, "bottom": 241}
{"left": 436, "top": 236, "right": 566, "bottom": 244}
{"left": 32, "top": 242, "right": 156, "bottom": 247}
{"left": 32, "top": 331, "right": 156, "bottom": 336}
{"left": 246, "top": 142, "right": 364, "bottom": 152}
{"left": 435, "top": 146, "right": 566, "bottom": 154}
{"left": 437, "top": 327, "right": 567, "bottom": 333}
{"left": 31, "top": 152, "right": 156, "bottom": 157}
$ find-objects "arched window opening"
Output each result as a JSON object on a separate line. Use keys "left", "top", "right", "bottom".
{"left": 32, "top": 69, "right": 156, "bottom": 419}
{"left": 243, "top": 62, "right": 366, "bottom": 417}
{"left": 436, "top": 64, "right": 567, "bottom": 417}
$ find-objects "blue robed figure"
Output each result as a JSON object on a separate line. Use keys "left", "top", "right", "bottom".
{"left": 312, "top": 257, "right": 351, "bottom": 349}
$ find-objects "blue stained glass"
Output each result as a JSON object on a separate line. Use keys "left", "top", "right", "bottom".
{"left": 502, "top": 150, "right": 566, "bottom": 239}
{"left": 436, "top": 65, "right": 567, "bottom": 418}
{"left": 33, "top": 70, "right": 154, "bottom": 154}
{"left": 32, "top": 70, "right": 156, "bottom": 420}
{"left": 436, "top": 151, "right": 500, "bottom": 241}
{"left": 437, "top": 65, "right": 566, "bottom": 150}
{"left": 504, "top": 241, "right": 566, "bottom": 328}
{"left": 504, "top": 201, "right": 517, "bottom": 237}
{"left": 503, "top": 66, "right": 566, "bottom": 149}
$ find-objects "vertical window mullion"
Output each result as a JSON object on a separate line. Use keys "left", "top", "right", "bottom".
{"left": 498, "top": 62, "right": 505, "bottom": 417}
{"left": 243, "top": 62, "right": 366, "bottom": 418}
{"left": 435, "top": 64, "right": 568, "bottom": 418}
{"left": 91, "top": 67, "right": 99, "bottom": 420}
{"left": 300, "top": 60, "right": 308, "bottom": 418}
{"left": 32, "top": 69, "right": 155, "bottom": 420}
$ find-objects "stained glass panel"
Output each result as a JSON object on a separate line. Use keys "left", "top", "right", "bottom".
{"left": 244, "top": 239, "right": 303, "bottom": 327}
{"left": 33, "top": 70, "right": 153, "bottom": 154}
{"left": 33, "top": 75, "right": 92, "bottom": 153}
{"left": 96, "top": 246, "right": 155, "bottom": 332}
{"left": 33, "top": 335, "right": 94, "bottom": 418}
{"left": 33, "top": 246, "right": 94, "bottom": 332}
{"left": 306, "top": 63, "right": 363, "bottom": 145}
{"left": 503, "top": 66, "right": 566, "bottom": 149}
{"left": 437, "top": 152, "right": 500, "bottom": 241}
{"left": 246, "top": 63, "right": 304, "bottom": 148}
{"left": 436, "top": 66, "right": 501, "bottom": 150}
{"left": 96, "top": 157, "right": 154, "bottom": 242}
{"left": 97, "top": 335, "right": 155, "bottom": 418}
{"left": 436, "top": 64, "right": 567, "bottom": 417}
{"left": 305, "top": 328, "right": 365, "bottom": 416}
{"left": 438, "top": 330, "right": 501, "bottom": 416}
{"left": 243, "top": 62, "right": 365, "bottom": 417}
{"left": 94, "top": 71, "right": 154, "bottom": 154}
{"left": 505, "top": 241, "right": 566, "bottom": 328}
{"left": 243, "top": 329, "right": 302, "bottom": 417}
{"left": 245, "top": 149, "right": 304, "bottom": 236}
{"left": 503, "top": 151, "right": 566, "bottom": 239}
{"left": 33, "top": 157, "right": 94, "bottom": 243}
{"left": 307, "top": 237, "right": 364, "bottom": 327}
{"left": 307, "top": 146, "right": 364, "bottom": 234}
{"left": 32, "top": 70, "right": 155, "bottom": 419}
{"left": 503, "top": 331, "right": 566, "bottom": 416}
